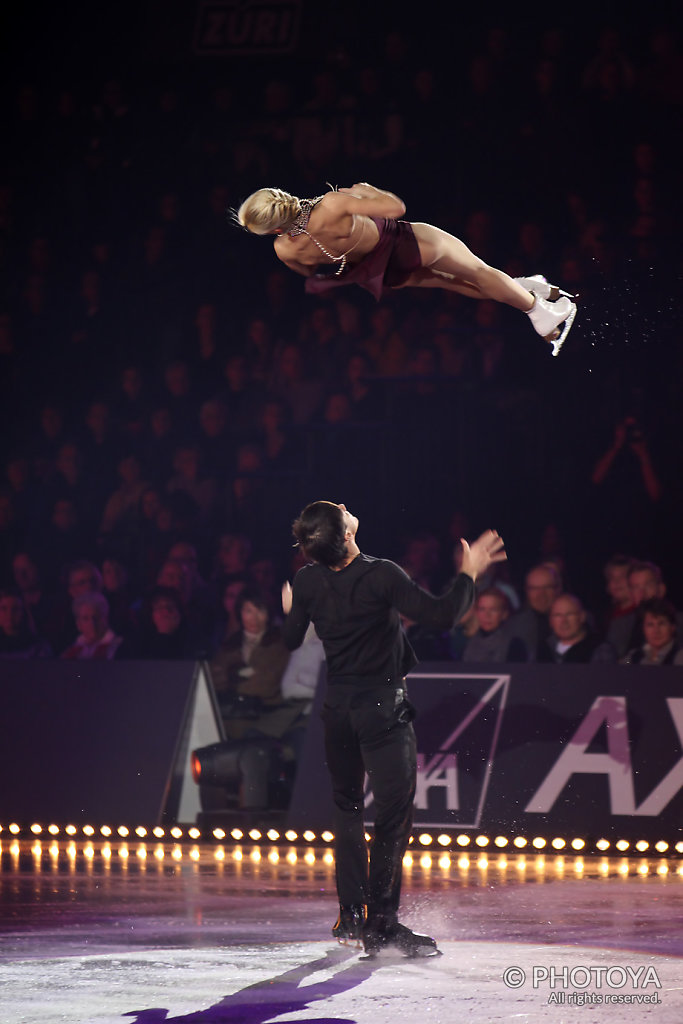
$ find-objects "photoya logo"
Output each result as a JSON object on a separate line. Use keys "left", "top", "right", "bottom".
{"left": 364, "top": 673, "right": 510, "bottom": 829}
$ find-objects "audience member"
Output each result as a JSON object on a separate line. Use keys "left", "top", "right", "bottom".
{"left": 121, "top": 586, "right": 201, "bottom": 659}
{"left": 508, "top": 563, "right": 562, "bottom": 661}
{"left": 60, "top": 591, "right": 122, "bottom": 660}
{"left": 0, "top": 589, "right": 52, "bottom": 658}
{"left": 622, "top": 598, "right": 683, "bottom": 666}
{"left": 539, "top": 593, "right": 616, "bottom": 664}
{"left": 463, "top": 587, "right": 528, "bottom": 662}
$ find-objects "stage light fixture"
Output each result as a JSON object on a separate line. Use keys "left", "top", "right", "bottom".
{"left": 285, "top": 830, "right": 297, "bottom": 842}
{"left": 418, "top": 833, "right": 433, "bottom": 846}
{"left": 83, "top": 825, "right": 94, "bottom": 836}
{"left": 267, "top": 829, "right": 280, "bottom": 841}
{"left": 616, "top": 840, "right": 630, "bottom": 852}
{"left": 101, "top": 826, "right": 112, "bottom": 837}
{"left": 48, "top": 825, "right": 59, "bottom": 835}
{"left": 532, "top": 837, "right": 546, "bottom": 849}
{"left": 65, "top": 825, "right": 77, "bottom": 835}
{"left": 153, "top": 827, "right": 165, "bottom": 838}
{"left": 213, "top": 828, "right": 226, "bottom": 840}
{"left": 303, "top": 831, "right": 316, "bottom": 842}
{"left": 494, "top": 836, "right": 508, "bottom": 848}
{"left": 30, "top": 824, "right": 42, "bottom": 835}
{"left": 136, "top": 827, "right": 148, "bottom": 838}
{"left": 9, "top": 824, "right": 20, "bottom": 834}
{"left": 231, "top": 828, "right": 244, "bottom": 840}
{"left": 118, "top": 826, "right": 129, "bottom": 837}
{"left": 596, "top": 839, "right": 610, "bottom": 851}
{"left": 456, "top": 834, "right": 470, "bottom": 846}
{"left": 321, "top": 831, "right": 334, "bottom": 843}
{"left": 188, "top": 828, "right": 200, "bottom": 839}
{"left": 475, "top": 835, "right": 489, "bottom": 847}
{"left": 170, "top": 827, "right": 183, "bottom": 839}
{"left": 249, "top": 829, "right": 262, "bottom": 841}
{"left": 571, "top": 838, "right": 585, "bottom": 850}
{"left": 513, "top": 837, "right": 527, "bottom": 848}
{"left": 636, "top": 840, "right": 649, "bottom": 852}
{"left": 437, "top": 834, "right": 451, "bottom": 846}
{"left": 552, "top": 838, "right": 566, "bottom": 850}
{"left": 655, "top": 841, "right": 668, "bottom": 853}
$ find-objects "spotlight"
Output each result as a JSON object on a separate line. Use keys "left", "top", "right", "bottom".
{"left": 475, "top": 836, "right": 489, "bottom": 847}
{"left": 595, "top": 839, "right": 610, "bottom": 852}
{"left": 213, "top": 828, "right": 226, "bottom": 840}
{"left": 418, "top": 833, "right": 433, "bottom": 846}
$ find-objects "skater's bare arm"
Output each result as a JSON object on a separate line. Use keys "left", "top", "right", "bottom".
{"left": 334, "top": 183, "right": 406, "bottom": 219}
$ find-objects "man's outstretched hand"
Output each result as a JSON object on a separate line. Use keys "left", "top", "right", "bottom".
{"left": 460, "top": 530, "right": 506, "bottom": 582}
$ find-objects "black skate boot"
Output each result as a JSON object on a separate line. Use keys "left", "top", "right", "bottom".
{"left": 332, "top": 904, "right": 366, "bottom": 948}
{"left": 363, "top": 917, "right": 441, "bottom": 959}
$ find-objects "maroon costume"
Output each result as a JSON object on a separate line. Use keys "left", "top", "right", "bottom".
{"left": 305, "top": 218, "right": 421, "bottom": 301}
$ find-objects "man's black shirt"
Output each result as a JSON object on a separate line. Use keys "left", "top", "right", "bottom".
{"left": 283, "top": 552, "right": 475, "bottom": 683}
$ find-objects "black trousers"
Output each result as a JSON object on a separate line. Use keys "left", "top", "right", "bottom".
{"left": 322, "top": 682, "right": 416, "bottom": 924}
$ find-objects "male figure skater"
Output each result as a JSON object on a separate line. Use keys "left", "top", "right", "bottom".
{"left": 281, "top": 501, "right": 506, "bottom": 956}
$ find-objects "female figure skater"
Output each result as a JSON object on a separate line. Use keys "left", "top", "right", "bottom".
{"left": 237, "top": 183, "right": 577, "bottom": 355}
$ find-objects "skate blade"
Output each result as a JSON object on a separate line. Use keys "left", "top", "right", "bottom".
{"left": 549, "top": 303, "right": 577, "bottom": 356}
{"left": 336, "top": 936, "right": 363, "bottom": 949}
{"left": 361, "top": 945, "right": 443, "bottom": 960}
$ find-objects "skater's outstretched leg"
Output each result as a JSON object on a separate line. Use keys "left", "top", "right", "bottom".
{"left": 406, "top": 223, "right": 577, "bottom": 351}
{"left": 409, "top": 222, "right": 534, "bottom": 310}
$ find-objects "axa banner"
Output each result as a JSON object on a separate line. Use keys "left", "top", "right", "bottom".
{"left": 287, "top": 664, "right": 683, "bottom": 840}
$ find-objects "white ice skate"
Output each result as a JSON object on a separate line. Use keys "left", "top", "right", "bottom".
{"left": 526, "top": 294, "right": 577, "bottom": 357}
{"left": 515, "top": 273, "right": 575, "bottom": 302}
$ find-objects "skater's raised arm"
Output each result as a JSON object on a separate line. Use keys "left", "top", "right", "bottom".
{"left": 383, "top": 530, "right": 506, "bottom": 630}
{"left": 281, "top": 579, "right": 311, "bottom": 651}
{"left": 334, "top": 182, "right": 406, "bottom": 219}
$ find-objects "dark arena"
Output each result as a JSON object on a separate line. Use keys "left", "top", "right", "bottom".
{"left": 1, "top": 2, "right": 683, "bottom": 1022}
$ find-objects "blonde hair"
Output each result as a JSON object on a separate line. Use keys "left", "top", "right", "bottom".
{"left": 237, "top": 188, "right": 301, "bottom": 235}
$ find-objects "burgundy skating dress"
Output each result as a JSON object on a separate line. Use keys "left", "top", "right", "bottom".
{"left": 304, "top": 218, "right": 422, "bottom": 301}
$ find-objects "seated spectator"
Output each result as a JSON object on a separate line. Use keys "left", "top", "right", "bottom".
{"left": 463, "top": 587, "right": 528, "bottom": 662}
{"left": 11, "top": 550, "right": 59, "bottom": 642}
{"left": 508, "top": 563, "right": 562, "bottom": 661}
{"left": 622, "top": 598, "right": 683, "bottom": 665}
{"left": 607, "top": 559, "right": 678, "bottom": 657}
{"left": 602, "top": 553, "right": 636, "bottom": 629}
{"left": 0, "top": 589, "right": 52, "bottom": 658}
{"left": 200, "top": 590, "right": 302, "bottom": 810}
{"left": 101, "top": 556, "right": 138, "bottom": 638}
{"left": 210, "top": 576, "right": 248, "bottom": 653}
{"left": 167, "top": 444, "right": 216, "bottom": 525}
{"left": 540, "top": 593, "right": 616, "bottom": 664}
{"left": 99, "top": 453, "right": 149, "bottom": 538}
{"left": 210, "top": 590, "right": 290, "bottom": 725}
{"left": 121, "top": 586, "right": 201, "bottom": 659}
{"left": 61, "top": 592, "right": 122, "bottom": 660}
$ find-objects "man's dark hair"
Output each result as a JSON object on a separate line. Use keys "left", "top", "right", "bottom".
{"left": 292, "top": 501, "right": 347, "bottom": 567}
{"left": 639, "top": 597, "right": 677, "bottom": 627}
